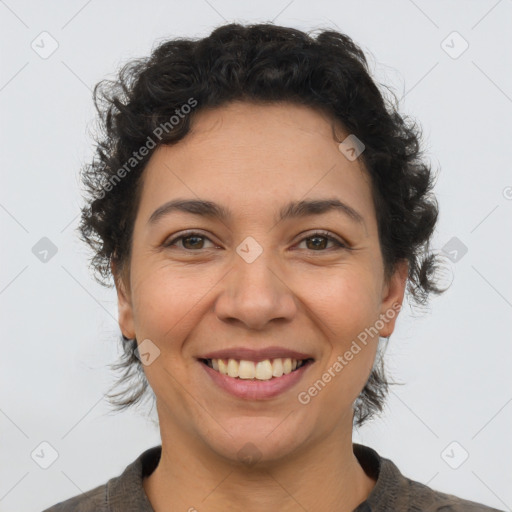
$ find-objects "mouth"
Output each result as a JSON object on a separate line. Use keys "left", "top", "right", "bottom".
{"left": 199, "top": 357, "right": 315, "bottom": 381}
{"left": 196, "top": 347, "right": 316, "bottom": 400}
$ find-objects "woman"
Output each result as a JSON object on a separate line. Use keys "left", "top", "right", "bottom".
{"left": 44, "top": 22, "right": 502, "bottom": 512}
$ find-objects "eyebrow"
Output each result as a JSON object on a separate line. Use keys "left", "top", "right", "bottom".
{"left": 147, "top": 197, "right": 365, "bottom": 227}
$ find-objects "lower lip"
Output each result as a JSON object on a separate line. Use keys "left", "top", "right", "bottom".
{"left": 199, "top": 360, "right": 313, "bottom": 400}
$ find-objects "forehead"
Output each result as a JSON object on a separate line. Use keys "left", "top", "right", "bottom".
{"left": 136, "top": 101, "right": 375, "bottom": 225}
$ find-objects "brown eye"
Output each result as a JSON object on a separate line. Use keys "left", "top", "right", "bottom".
{"left": 305, "top": 235, "right": 329, "bottom": 250}
{"left": 164, "top": 232, "right": 216, "bottom": 250}
{"left": 181, "top": 234, "right": 206, "bottom": 249}
{"left": 297, "top": 231, "right": 346, "bottom": 251}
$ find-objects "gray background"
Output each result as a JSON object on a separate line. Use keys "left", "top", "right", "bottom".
{"left": 1, "top": 0, "right": 511, "bottom": 510}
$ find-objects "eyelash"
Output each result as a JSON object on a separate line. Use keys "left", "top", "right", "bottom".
{"left": 163, "top": 230, "right": 348, "bottom": 252}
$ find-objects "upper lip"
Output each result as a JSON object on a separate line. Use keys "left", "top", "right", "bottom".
{"left": 198, "top": 346, "right": 314, "bottom": 363}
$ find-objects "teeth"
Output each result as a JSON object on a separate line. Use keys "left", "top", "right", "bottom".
{"left": 206, "top": 357, "right": 308, "bottom": 381}
{"left": 272, "top": 358, "right": 284, "bottom": 377}
{"left": 239, "top": 360, "right": 256, "bottom": 379}
{"left": 227, "top": 359, "right": 239, "bottom": 378}
{"left": 255, "top": 360, "right": 273, "bottom": 380}
{"left": 218, "top": 359, "right": 228, "bottom": 375}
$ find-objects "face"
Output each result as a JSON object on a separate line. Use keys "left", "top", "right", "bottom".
{"left": 114, "top": 101, "right": 407, "bottom": 465}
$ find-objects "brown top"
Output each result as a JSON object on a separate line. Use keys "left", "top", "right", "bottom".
{"left": 42, "top": 443, "right": 503, "bottom": 511}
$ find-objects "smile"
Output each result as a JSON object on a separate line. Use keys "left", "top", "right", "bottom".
{"left": 201, "top": 357, "right": 314, "bottom": 381}
{"left": 199, "top": 356, "right": 315, "bottom": 400}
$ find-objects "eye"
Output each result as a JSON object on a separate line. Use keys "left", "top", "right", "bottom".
{"left": 295, "top": 231, "right": 347, "bottom": 251}
{"left": 163, "top": 230, "right": 348, "bottom": 252}
{"left": 163, "top": 231, "right": 217, "bottom": 250}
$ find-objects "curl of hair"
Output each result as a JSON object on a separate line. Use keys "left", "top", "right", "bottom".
{"left": 77, "top": 23, "right": 447, "bottom": 427}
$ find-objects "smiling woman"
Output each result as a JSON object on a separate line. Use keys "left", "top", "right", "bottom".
{"left": 43, "top": 22, "right": 502, "bottom": 512}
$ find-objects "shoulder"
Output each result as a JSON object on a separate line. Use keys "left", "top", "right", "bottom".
{"left": 403, "top": 477, "right": 504, "bottom": 511}
{"left": 353, "top": 444, "right": 504, "bottom": 512}
{"left": 40, "top": 445, "right": 161, "bottom": 512}
{"left": 41, "top": 483, "right": 107, "bottom": 511}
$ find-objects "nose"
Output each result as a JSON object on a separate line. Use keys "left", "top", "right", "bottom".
{"left": 213, "top": 250, "right": 298, "bottom": 330}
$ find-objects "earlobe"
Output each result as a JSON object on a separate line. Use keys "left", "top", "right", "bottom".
{"left": 111, "top": 259, "right": 136, "bottom": 340}
{"left": 379, "top": 260, "right": 408, "bottom": 338}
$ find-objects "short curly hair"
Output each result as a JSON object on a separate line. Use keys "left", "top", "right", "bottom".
{"left": 77, "top": 22, "right": 446, "bottom": 427}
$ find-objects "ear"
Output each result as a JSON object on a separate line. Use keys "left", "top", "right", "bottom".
{"left": 111, "top": 259, "right": 136, "bottom": 339}
{"left": 378, "top": 259, "right": 408, "bottom": 338}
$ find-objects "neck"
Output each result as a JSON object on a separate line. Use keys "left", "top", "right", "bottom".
{"left": 143, "top": 415, "right": 376, "bottom": 511}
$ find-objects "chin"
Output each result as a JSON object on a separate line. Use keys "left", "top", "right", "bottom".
{"left": 199, "top": 415, "right": 312, "bottom": 466}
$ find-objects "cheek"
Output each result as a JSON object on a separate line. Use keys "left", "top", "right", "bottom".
{"left": 303, "top": 265, "right": 382, "bottom": 340}
{"left": 129, "top": 269, "right": 210, "bottom": 410}
{"left": 130, "top": 265, "right": 213, "bottom": 345}
{"left": 304, "top": 269, "right": 381, "bottom": 398}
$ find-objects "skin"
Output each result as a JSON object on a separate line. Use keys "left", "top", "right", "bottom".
{"left": 113, "top": 100, "right": 408, "bottom": 511}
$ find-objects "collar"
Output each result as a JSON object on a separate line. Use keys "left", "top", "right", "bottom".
{"left": 106, "top": 443, "right": 403, "bottom": 511}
